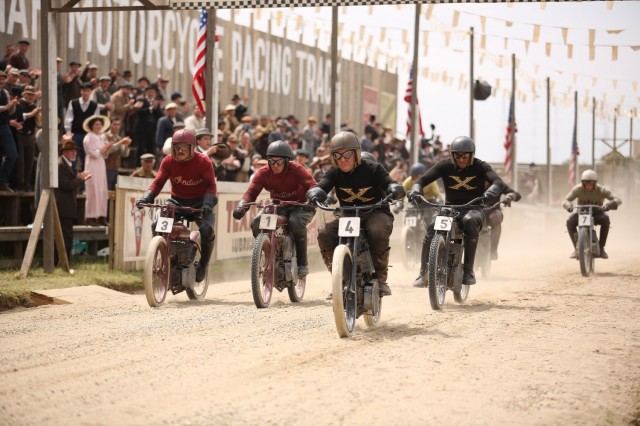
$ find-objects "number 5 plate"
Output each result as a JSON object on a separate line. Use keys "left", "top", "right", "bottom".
{"left": 259, "top": 213, "right": 278, "bottom": 230}
{"left": 155, "top": 217, "right": 174, "bottom": 233}
{"left": 338, "top": 217, "right": 360, "bottom": 237}
{"left": 578, "top": 214, "right": 592, "bottom": 226}
{"left": 434, "top": 216, "right": 452, "bottom": 231}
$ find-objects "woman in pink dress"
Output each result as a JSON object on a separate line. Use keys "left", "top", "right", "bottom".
{"left": 82, "top": 115, "right": 113, "bottom": 226}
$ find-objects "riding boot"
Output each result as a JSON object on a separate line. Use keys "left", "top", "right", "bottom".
{"left": 294, "top": 236, "right": 309, "bottom": 277}
{"left": 599, "top": 225, "right": 609, "bottom": 259}
{"left": 569, "top": 232, "right": 578, "bottom": 259}
{"left": 373, "top": 247, "right": 391, "bottom": 295}
{"left": 196, "top": 234, "right": 215, "bottom": 283}
{"left": 462, "top": 235, "right": 478, "bottom": 285}
{"left": 412, "top": 242, "right": 430, "bottom": 288}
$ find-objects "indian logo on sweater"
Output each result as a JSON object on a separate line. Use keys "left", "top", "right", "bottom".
{"left": 173, "top": 176, "right": 204, "bottom": 186}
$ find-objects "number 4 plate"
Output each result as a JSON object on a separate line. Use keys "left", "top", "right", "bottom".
{"left": 259, "top": 213, "right": 278, "bottom": 230}
{"left": 338, "top": 217, "right": 360, "bottom": 237}
{"left": 578, "top": 214, "right": 592, "bottom": 226}
{"left": 155, "top": 217, "right": 174, "bottom": 233}
{"left": 434, "top": 216, "right": 452, "bottom": 231}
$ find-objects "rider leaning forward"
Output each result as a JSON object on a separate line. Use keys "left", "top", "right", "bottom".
{"left": 407, "top": 136, "right": 504, "bottom": 287}
{"left": 232, "top": 141, "right": 317, "bottom": 278}
{"left": 562, "top": 169, "right": 621, "bottom": 259}
{"left": 136, "top": 129, "right": 218, "bottom": 283}
{"left": 306, "top": 131, "right": 406, "bottom": 297}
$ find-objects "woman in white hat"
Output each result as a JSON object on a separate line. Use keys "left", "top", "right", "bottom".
{"left": 82, "top": 114, "right": 112, "bottom": 226}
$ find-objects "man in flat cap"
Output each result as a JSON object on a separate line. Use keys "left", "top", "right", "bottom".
{"left": 90, "top": 76, "right": 113, "bottom": 116}
{"left": 131, "top": 153, "right": 157, "bottom": 178}
{"left": 9, "top": 39, "right": 30, "bottom": 70}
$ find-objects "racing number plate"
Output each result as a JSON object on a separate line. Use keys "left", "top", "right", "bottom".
{"left": 434, "top": 216, "right": 452, "bottom": 231}
{"left": 259, "top": 213, "right": 278, "bottom": 230}
{"left": 155, "top": 217, "right": 174, "bottom": 233}
{"left": 338, "top": 217, "right": 360, "bottom": 237}
{"left": 404, "top": 216, "right": 417, "bottom": 227}
{"left": 578, "top": 214, "right": 592, "bottom": 226}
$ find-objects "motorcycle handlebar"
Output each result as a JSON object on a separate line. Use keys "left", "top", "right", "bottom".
{"left": 244, "top": 199, "right": 317, "bottom": 211}
{"left": 413, "top": 195, "right": 485, "bottom": 209}
{"left": 313, "top": 196, "right": 395, "bottom": 213}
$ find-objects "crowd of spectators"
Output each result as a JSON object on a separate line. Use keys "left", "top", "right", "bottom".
{"left": 1, "top": 39, "right": 457, "bottom": 226}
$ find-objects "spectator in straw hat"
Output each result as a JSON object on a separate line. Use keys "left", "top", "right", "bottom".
{"left": 55, "top": 137, "right": 91, "bottom": 264}
{"left": 82, "top": 114, "right": 112, "bottom": 226}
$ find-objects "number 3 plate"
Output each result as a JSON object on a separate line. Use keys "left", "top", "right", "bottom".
{"left": 434, "top": 216, "right": 452, "bottom": 231}
{"left": 259, "top": 213, "right": 278, "bottom": 230}
{"left": 155, "top": 217, "right": 174, "bottom": 233}
{"left": 338, "top": 217, "right": 360, "bottom": 237}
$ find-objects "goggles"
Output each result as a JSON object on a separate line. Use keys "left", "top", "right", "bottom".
{"left": 331, "top": 150, "right": 356, "bottom": 161}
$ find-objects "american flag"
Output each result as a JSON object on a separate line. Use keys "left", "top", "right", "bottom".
{"left": 192, "top": 9, "right": 207, "bottom": 114}
{"left": 503, "top": 97, "right": 516, "bottom": 183}
{"left": 568, "top": 119, "right": 579, "bottom": 186}
{"left": 404, "top": 67, "right": 425, "bottom": 139}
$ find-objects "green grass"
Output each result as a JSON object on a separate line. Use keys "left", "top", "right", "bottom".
{"left": 0, "top": 256, "right": 144, "bottom": 311}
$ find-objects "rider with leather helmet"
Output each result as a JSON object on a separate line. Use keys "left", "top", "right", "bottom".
{"left": 135, "top": 129, "right": 218, "bottom": 283}
{"left": 232, "top": 140, "right": 317, "bottom": 278}
{"left": 306, "top": 131, "right": 406, "bottom": 297}
{"left": 407, "top": 136, "right": 504, "bottom": 287}
{"left": 562, "top": 169, "right": 621, "bottom": 259}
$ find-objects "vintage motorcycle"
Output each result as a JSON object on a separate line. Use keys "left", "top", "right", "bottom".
{"left": 573, "top": 204, "right": 605, "bottom": 277}
{"left": 414, "top": 195, "right": 486, "bottom": 310}
{"left": 395, "top": 201, "right": 437, "bottom": 270}
{"left": 137, "top": 202, "right": 208, "bottom": 307}
{"left": 315, "top": 196, "right": 395, "bottom": 338}
{"left": 242, "top": 199, "right": 315, "bottom": 309}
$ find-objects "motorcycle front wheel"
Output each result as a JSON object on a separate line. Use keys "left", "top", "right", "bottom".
{"left": 400, "top": 226, "right": 418, "bottom": 270}
{"left": 427, "top": 234, "right": 447, "bottom": 310}
{"left": 331, "top": 245, "right": 355, "bottom": 338}
{"left": 144, "top": 236, "right": 170, "bottom": 307}
{"left": 578, "top": 228, "right": 594, "bottom": 277}
{"left": 251, "top": 233, "right": 274, "bottom": 308}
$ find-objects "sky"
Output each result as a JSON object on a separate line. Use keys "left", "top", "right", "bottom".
{"left": 229, "top": 1, "right": 640, "bottom": 166}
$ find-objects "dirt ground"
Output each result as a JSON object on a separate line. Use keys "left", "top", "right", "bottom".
{"left": 1, "top": 204, "right": 639, "bottom": 426}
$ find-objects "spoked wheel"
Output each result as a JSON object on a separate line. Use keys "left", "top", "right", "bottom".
{"left": 144, "top": 236, "right": 170, "bottom": 307}
{"left": 427, "top": 234, "right": 447, "bottom": 310}
{"left": 186, "top": 243, "right": 208, "bottom": 301}
{"left": 400, "top": 226, "right": 418, "bottom": 270}
{"left": 287, "top": 238, "right": 306, "bottom": 303}
{"left": 251, "top": 233, "right": 274, "bottom": 308}
{"left": 578, "top": 228, "right": 593, "bottom": 277}
{"left": 453, "top": 246, "right": 470, "bottom": 304}
{"left": 331, "top": 245, "right": 355, "bottom": 338}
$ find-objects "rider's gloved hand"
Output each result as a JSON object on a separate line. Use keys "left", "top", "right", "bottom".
{"left": 232, "top": 199, "right": 248, "bottom": 220}
{"left": 202, "top": 193, "right": 217, "bottom": 217}
{"left": 562, "top": 200, "right": 573, "bottom": 212}
{"left": 306, "top": 187, "right": 327, "bottom": 205}
{"left": 386, "top": 183, "right": 406, "bottom": 201}
{"left": 503, "top": 192, "right": 518, "bottom": 207}
{"left": 135, "top": 190, "right": 156, "bottom": 208}
{"left": 604, "top": 200, "right": 618, "bottom": 211}
{"left": 406, "top": 184, "right": 422, "bottom": 203}
{"left": 325, "top": 194, "right": 337, "bottom": 205}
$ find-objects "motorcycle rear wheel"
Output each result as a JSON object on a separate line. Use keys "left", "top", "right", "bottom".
{"left": 251, "top": 233, "right": 274, "bottom": 308}
{"left": 331, "top": 245, "right": 355, "bottom": 338}
{"left": 578, "top": 228, "right": 594, "bottom": 277}
{"left": 427, "top": 234, "right": 447, "bottom": 310}
{"left": 144, "top": 236, "right": 169, "bottom": 307}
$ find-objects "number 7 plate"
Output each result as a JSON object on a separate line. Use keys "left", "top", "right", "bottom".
{"left": 578, "top": 214, "right": 592, "bottom": 226}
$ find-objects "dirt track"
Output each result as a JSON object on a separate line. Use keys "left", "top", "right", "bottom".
{"left": 1, "top": 205, "right": 639, "bottom": 426}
